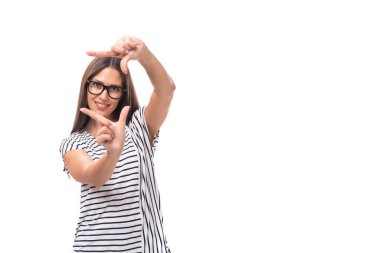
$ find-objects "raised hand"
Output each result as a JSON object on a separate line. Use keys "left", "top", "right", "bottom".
{"left": 87, "top": 35, "right": 147, "bottom": 74}
{"left": 80, "top": 106, "right": 130, "bottom": 157}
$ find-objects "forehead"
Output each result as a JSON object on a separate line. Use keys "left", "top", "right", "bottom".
{"left": 93, "top": 67, "right": 122, "bottom": 85}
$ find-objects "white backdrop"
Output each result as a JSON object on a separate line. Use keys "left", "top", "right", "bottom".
{"left": 0, "top": 0, "right": 379, "bottom": 252}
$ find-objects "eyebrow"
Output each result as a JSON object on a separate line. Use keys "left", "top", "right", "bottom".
{"left": 92, "top": 79, "right": 122, "bottom": 88}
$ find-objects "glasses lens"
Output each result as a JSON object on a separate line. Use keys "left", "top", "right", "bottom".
{"left": 88, "top": 81, "right": 103, "bottom": 95}
{"left": 108, "top": 87, "right": 122, "bottom": 99}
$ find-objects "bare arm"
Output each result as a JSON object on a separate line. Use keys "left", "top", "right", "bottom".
{"left": 63, "top": 149, "right": 121, "bottom": 187}
{"left": 64, "top": 106, "right": 130, "bottom": 187}
{"left": 139, "top": 47, "right": 176, "bottom": 141}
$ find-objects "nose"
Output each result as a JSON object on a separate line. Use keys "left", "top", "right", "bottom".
{"left": 98, "top": 88, "right": 109, "bottom": 99}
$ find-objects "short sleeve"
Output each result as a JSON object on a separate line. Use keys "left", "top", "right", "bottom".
{"left": 59, "top": 132, "right": 87, "bottom": 174}
{"left": 128, "top": 106, "right": 160, "bottom": 157}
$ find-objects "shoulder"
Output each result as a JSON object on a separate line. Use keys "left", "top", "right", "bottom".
{"left": 131, "top": 106, "right": 146, "bottom": 120}
{"left": 59, "top": 131, "right": 91, "bottom": 155}
{"left": 61, "top": 131, "right": 88, "bottom": 145}
{"left": 129, "top": 106, "right": 148, "bottom": 129}
{"left": 128, "top": 106, "right": 159, "bottom": 155}
{"left": 128, "top": 106, "right": 146, "bottom": 128}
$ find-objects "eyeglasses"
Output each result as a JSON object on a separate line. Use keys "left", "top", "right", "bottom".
{"left": 86, "top": 80, "right": 126, "bottom": 99}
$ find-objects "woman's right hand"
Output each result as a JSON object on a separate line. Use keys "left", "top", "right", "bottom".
{"left": 86, "top": 35, "right": 147, "bottom": 74}
{"left": 80, "top": 106, "right": 130, "bottom": 157}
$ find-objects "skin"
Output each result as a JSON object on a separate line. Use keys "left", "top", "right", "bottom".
{"left": 63, "top": 35, "right": 176, "bottom": 187}
{"left": 86, "top": 67, "right": 123, "bottom": 123}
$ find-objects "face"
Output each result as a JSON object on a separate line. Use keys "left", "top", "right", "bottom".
{"left": 87, "top": 67, "right": 123, "bottom": 120}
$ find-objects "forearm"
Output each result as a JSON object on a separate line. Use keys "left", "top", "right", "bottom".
{"left": 83, "top": 152, "right": 120, "bottom": 187}
{"left": 138, "top": 48, "right": 176, "bottom": 96}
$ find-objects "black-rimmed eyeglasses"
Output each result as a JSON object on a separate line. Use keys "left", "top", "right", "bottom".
{"left": 86, "top": 80, "right": 126, "bottom": 99}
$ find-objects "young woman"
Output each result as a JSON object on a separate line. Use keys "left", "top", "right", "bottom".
{"left": 60, "top": 35, "right": 175, "bottom": 253}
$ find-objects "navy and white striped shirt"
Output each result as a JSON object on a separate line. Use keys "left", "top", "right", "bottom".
{"left": 60, "top": 107, "right": 171, "bottom": 253}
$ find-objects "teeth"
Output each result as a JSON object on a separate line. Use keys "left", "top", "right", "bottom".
{"left": 96, "top": 102, "right": 108, "bottom": 108}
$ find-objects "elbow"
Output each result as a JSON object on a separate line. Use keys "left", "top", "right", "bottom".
{"left": 171, "top": 81, "right": 176, "bottom": 93}
{"left": 170, "top": 76, "right": 176, "bottom": 91}
{"left": 93, "top": 182, "right": 105, "bottom": 188}
{"left": 82, "top": 167, "right": 107, "bottom": 187}
{"left": 156, "top": 78, "right": 176, "bottom": 99}
{"left": 88, "top": 175, "right": 108, "bottom": 187}
{"left": 89, "top": 178, "right": 107, "bottom": 188}
{"left": 168, "top": 77, "right": 176, "bottom": 97}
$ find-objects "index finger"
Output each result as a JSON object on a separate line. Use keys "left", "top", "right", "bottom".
{"left": 86, "top": 51, "right": 120, "bottom": 57}
{"left": 80, "top": 108, "right": 113, "bottom": 127}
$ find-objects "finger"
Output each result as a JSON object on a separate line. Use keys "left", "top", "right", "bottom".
{"left": 86, "top": 51, "right": 119, "bottom": 57}
{"left": 111, "top": 41, "right": 128, "bottom": 55}
{"left": 121, "top": 36, "right": 137, "bottom": 50}
{"left": 96, "top": 134, "right": 113, "bottom": 144}
{"left": 80, "top": 108, "right": 113, "bottom": 127}
{"left": 128, "top": 36, "right": 143, "bottom": 44}
{"left": 121, "top": 42, "right": 135, "bottom": 51}
{"left": 118, "top": 106, "right": 130, "bottom": 125}
{"left": 120, "top": 55, "right": 131, "bottom": 74}
{"left": 97, "top": 126, "right": 114, "bottom": 138}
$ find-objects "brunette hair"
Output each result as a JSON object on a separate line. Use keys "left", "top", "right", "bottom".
{"left": 71, "top": 57, "right": 139, "bottom": 133}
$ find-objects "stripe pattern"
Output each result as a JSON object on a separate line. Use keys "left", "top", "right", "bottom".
{"left": 60, "top": 107, "right": 170, "bottom": 253}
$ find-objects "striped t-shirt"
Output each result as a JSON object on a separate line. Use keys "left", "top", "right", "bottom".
{"left": 60, "top": 107, "right": 171, "bottom": 253}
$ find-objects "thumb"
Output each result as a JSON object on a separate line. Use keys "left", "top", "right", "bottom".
{"left": 120, "top": 54, "right": 131, "bottom": 74}
{"left": 118, "top": 106, "right": 130, "bottom": 125}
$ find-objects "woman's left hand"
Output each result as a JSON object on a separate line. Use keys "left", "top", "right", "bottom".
{"left": 87, "top": 35, "right": 148, "bottom": 74}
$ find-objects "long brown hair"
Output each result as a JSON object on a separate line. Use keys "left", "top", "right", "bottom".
{"left": 71, "top": 57, "right": 139, "bottom": 133}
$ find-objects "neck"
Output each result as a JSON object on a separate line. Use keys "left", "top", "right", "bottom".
{"left": 86, "top": 120, "right": 103, "bottom": 136}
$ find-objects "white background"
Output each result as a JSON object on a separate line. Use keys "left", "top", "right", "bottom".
{"left": 0, "top": 0, "right": 379, "bottom": 252}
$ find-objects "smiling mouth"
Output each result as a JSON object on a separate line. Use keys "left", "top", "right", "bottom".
{"left": 95, "top": 102, "right": 110, "bottom": 110}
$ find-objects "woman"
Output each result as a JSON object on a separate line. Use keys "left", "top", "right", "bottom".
{"left": 60, "top": 35, "right": 175, "bottom": 253}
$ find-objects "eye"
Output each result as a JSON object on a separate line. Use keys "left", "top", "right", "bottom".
{"left": 93, "top": 82, "right": 104, "bottom": 89}
{"left": 109, "top": 86, "right": 122, "bottom": 92}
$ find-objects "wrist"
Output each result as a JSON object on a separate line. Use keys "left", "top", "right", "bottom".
{"left": 105, "top": 150, "right": 121, "bottom": 161}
